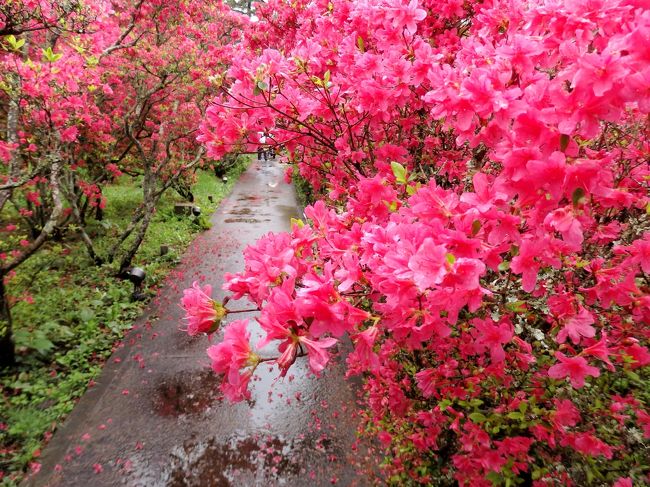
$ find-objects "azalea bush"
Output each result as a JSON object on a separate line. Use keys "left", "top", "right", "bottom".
{"left": 185, "top": 0, "right": 649, "bottom": 484}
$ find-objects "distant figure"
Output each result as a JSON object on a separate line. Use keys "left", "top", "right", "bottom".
{"left": 258, "top": 133, "right": 268, "bottom": 161}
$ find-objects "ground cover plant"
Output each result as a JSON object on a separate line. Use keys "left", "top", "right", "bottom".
{"left": 185, "top": 0, "right": 650, "bottom": 485}
{"left": 0, "top": 163, "right": 248, "bottom": 485}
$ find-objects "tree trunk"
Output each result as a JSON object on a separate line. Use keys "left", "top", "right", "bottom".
{"left": 117, "top": 162, "right": 157, "bottom": 274}
{"left": 0, "top": 83, "right": 20, "bottom": 214}
{"left": 64, "top": 179, "right": 104, "bottom": 265}
{"left": 107, "top": 208, "right": 145, "bottom": 263}
{"left": 0, "top": 277, "right": 15, "bottom": 367}
{"left": 118, "top": 202, "right": 155, "bottom": 275}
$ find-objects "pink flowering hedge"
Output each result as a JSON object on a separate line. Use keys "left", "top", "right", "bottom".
{"left": 183, "top": 0, "right": 650, "bottom": 484}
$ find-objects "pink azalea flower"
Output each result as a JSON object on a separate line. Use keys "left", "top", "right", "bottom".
{"left": 60, "top": 126, "right": 79, "bottom": 142}
{"left": 571, "top": 52, "right": 628, "bottom": 98}
{"left": 548, "top": 352, "right": 600, "bottom": 388}
{"left": 347, "top": 326, "right": 380, "bottom": 373}
{"left": 408, "top": 238, "right": 448, "bottom": 291}
{"left": 628, "top": 234, "right": 650, "bottom": 274}
{"left": 207, "top": 319, "right": 257, "bottom": 402}
{"left": 275, "top": 340, "right": 299, "bottom": 374}
{"left": 565, "top": 431, "right": 613, "bottom": 459}
{"left": 299, "top": 335, "right": 338, "bottom": 375}
{"left": 272, "top": 334, "right": 337, "bottom": 376}
{"left": 556, "top": 306, "right": 596, "bottom": 345}
{"left": 415, "top": 368, "right": 437, "bottom": 398}
{"left": 544, "top": 206, "right": 584, "bottom": 249}
{"left": 448, "top": 258, "right": 486, "bottom": 291}
{"left": 181, "top": 281, "right": 226, "bottom": 336}
{"left": 552, "top": 399, "right": 581, "bottom": 429}
{"left": 511, "top": 238, "right": 544, "bottom": 293}
{"left": 623, "top": 343, "right": 650, "bottom": 369}
{"left": 472, "top": 318, "right": 513, "bottom": 363}
{"left": 613, "top": 478, "right": 633, "bottom": 487}
{"left": 582, "top": 332, "right": 614, "bottom": 371}
{"left": 391, "top": 0, "right": 427, "bottom": 34}
{"left": 220, "top": 369, "right": 253, "bottom": 402}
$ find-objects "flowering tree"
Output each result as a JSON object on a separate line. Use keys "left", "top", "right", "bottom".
{"left": 187, "top": 0, "right": 649, "bottom": 484}
{"left": 69, "top": 0, "right": 246, "bottom": 274}
{"left": 0, "top": 0, "right": 246, "bottom": 365}
{"left": 0, "top": 0, "right": 102, "bottom": 366}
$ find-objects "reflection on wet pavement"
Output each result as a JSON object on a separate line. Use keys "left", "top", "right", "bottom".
{"left": 152, "top": 370, "right": 221, "bottom": 417}
{"left": 164, "top": 435, "right": 303, "bottom": 486}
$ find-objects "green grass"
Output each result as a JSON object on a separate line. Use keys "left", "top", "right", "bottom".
{"left": 0, "top": 158, "right": 249, "bottom": 485}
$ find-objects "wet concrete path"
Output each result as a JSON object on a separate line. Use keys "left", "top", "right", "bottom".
{"left": 27, "top": 159, "right": 367, "bottom": 486}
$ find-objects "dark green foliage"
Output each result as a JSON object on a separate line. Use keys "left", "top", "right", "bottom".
{"left": 292, "top": 168, "right": 315, "bottom": 210}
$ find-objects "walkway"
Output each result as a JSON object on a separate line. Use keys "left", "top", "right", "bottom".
{"left": 27, "top": 159, "right": 366, "bottom": 486}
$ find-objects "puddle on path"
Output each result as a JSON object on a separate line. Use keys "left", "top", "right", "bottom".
{"left": 224, "top": 218, "right": 265, "bottom": 223}
{"left": 152, "top": 370, "right": 221, "bottom": 417}
{"left": 237, "top": 195, "right": 262, "bottom": 202}
{"left": 229, "top": 207, "right": 253, "bottom": 215}
{"left": 163, "top": 435, "right": 303, "bottom": 486}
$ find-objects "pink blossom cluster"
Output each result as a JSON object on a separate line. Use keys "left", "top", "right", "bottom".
{"left": 189, "top": 0, "right": 649, "bottom": 484}
{"left": 180, "top": 282, "right": 226, "bottom": 336}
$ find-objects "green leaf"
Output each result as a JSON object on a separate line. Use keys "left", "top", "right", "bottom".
{"left": 384, "top": 200, "right": 398, "bottom": 212}
{"left": 471, "top": 220, "right": 481, "bottom": 236}
{"left": 439, "top": 399, "right": 452, "bottom": 411}
{"left": 559, "top": 133, "right": 570, "bottom": 152}
{"left": 357, "top": 35, "right": 365, "bottom": 52}
{"left": 31, "top": 336, "right": 55, "bottom": 354}
{"left": 506, "top": 300, "right": 526, "bottom": 313}
{"left": 572, "top": 187, "right": 585, "bottom": 206}
{"left": 79, "top": 308, "right": 95, "bottom": 323}
{"left": 498, "top": 260, "right": 510, "bottom": 272}
{"left": 469, "top": 412, "right": 487, "bottom": 423}
{"left": 391, "top": 161, "right": 407, "bottom": 184}
{"left": 507, "top": 411, "right": 524, "bottom": 420}
{"left": 42, "top": 46, "right": 62, "bottom": 63}
{"left": 13, "top": 329, "right": 54, "bottom": 355}
{"left": 323, "top": 70, "right": 330, "bottom": 84}
{"left": 257, "top": 80, "right": 268, "bottom": 91}
{"left": 5, "top": 35, "right": 25, "bottom": 51}
{"left": 445, "top": 253, "right": 456, "bottom": 265}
